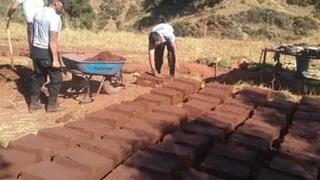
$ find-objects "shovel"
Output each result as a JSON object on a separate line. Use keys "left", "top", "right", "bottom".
{"left": 6, "top": 19, "right": 15, "bottom": 68}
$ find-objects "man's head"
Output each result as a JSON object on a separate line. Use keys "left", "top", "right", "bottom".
{"left": 48, "top": 0, "right": 67, "bottom": 10}
{"left": 149, "top": 32, "right": 162, "bottom": 47}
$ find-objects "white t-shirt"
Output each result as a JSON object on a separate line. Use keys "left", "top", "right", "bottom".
{"left": 33, "top": 7, "right": 62, "bottom": 49}
{"left": 152, "top": 23, "right": 176, "bottom": 43}
{"left": 18, "top": 0, "right": 44, "bottom": 23}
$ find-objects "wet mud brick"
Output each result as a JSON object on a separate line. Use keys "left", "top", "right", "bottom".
{"left": 187, "top": 93, "right": 222, "bottom": 107}
{"left": 102, "top": 128, "right": 153, "bottom": 151}
{"left": 105, "top": 101, "right": 150, "bottom": 117}
{"left": 252, "top": 108, "right": 287, "bottom": 129}
{"left": 297, "top": 104, "right": 320, "bottom": 113}
{"left": 136, "top": 93, "right": 171, "bottom": 106}
{"left": 224, "top": 98, "right": 256, "bottom": 110}
{"left": 265, "top": 99, "right": 296, "bottom": 115}
{"left": 209, "top": 143, "right": 257, "bottom": 164}
{"left": 257, "top": 168, "right": 302, "bottom": 180}
{"left": 215, "top": 104, "right": 251, "bottom": 119}
{"left": 79, "top": 137, "right": 132, "bottom": 165}
{"left": 182, "top": 168, "right": 223, "bottom": 180}
{"left": 153, "top": 104, "right": 188, "bottom": 122}
{"left": 54, "top": 147, "right": 114, "bottom": 180}
{"left": 64, "top": 120, "right": 113, "bottom": 138}
{"left": 293, "top": 110, "right": 320, "bottom": 122}
{"left": 37, "top": 127, "right": 92, "bottom": 147}
{"left": 300, "top": 96, "right": 320, "bottom": 106}
{"left": 0, "top": 149, "right": 37, "bottom": 178}
{"left": 141, "top": 111, "right": 184, "bottom": 127}
{"left": 125, "top": 118, "right": 176, "bottom": 142}
{"left": 163, "top": 131, "right": 212, "bottom": 154}
{"left": 280, "top": 134, "right": 320, "bottom": 165}
{"left": 146, "top": 142, "right": 197, "bottom": 168}
{"left": 205, "top": 82, "right": 233, "bottom": 92}
{"left": 7, "top": 134, "right": 67, "bottom": 161}
{"left": 104, "top": 165, "right": 164, "bottom": 180}
{"left": 236, "top": 123, "right": 281, "bottom": 143}
{"left": 163, "top": 81, "right": 195, "bottom": 98}
{"left": 229, "top": 132, "right": 270, "bottom": 151}
{"left": 183, "top": 99, "right": 213, "bottom": 120}
{"left": 235, "top": 87, "right": 273, "bottom": 104}
{"left": 288, "top": 120, "right": 320, "bottom": 142}
{"left": 19, "top": 161, "right": 87, "bottom": 180}
{"left": 151, "top": 87, "right": 184, "bottom": 104}
{"left": 181, "top": 122, "right": 227, "bottom": 142}
{"left": 201, "top": 154, "right": 252, "bottom": 179}
{"left": 269, "top": 156, "right": 318, "bottom": 180}
{"left": 199, "top": 87, "right": 232, "bottom": 101}
{"left": 85, "top": 109, "right": 130, "bottom": 127}
{"left": 124, "top": 150, "right": 181, "bottom": 178}
{"left": 135, "top": 73, "right": 165, "bottom": 87}
{"left": 201, "top": 111, "right": 247, "bottom": 130}
{"left": 174, "top": 77, "right": 202, "bottom": 93}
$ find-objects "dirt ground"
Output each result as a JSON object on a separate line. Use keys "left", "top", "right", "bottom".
{"left": 0, "top": 40, "right": 217, "bottom": 146}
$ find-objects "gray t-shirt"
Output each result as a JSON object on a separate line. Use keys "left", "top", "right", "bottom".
{"left": 149, "top": 23, "right": 176, "bottom": 50}
{"left": 18, "top": 0, "right": 44, "bottom": 23}
{"left": 33, "top": 7, "right": 62, "bottom": 49}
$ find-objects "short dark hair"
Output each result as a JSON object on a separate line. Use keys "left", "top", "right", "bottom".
{"left": 149, "top": 32, "right": 161, "bottom": 45}
{"left": 158, "top": 15, "right": 167, "bottom": 24}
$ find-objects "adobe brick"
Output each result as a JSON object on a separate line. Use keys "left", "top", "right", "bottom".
{"left": 289, "top": 120, "right": 320, "bottom": 142}
{"left": 137, "top": 93, "right": 171, "bottom": 106}
{"left": 215, "top": 104, "right": 250, "bottom": 118}
{"left": 19, "top": 161, "right": 87, "bottom": 180}
{"left": 254, "top": 107, "right": 287, "bottom": 122}
{"left": 257, "top": 168, "right": 301, "bottom": 180}
{"left": 64, "top": 120, "right": 113, "bottom": 138}
{"left": 202, "top": 111, "right": 246, "bottom": 130}
{"left": 201, "top": 154, "right": 251, "bottom": 179}
{"left": 135, "top": 78, "right": 160, "bottom": 88}
{"left": 297, "top": 104, "right": 320, "bottom": 113}
{"left": 175, "top": 77, "right": 202, "bottom": 92}
{"left": 37, "top": 127, "right": 92, "bottom": 147}
{"left": 199, "top": 88, "right": 231, "bottom": 101}
{"left": 135, "top": 99, "right": 158, "bottom": 111}
{"left": 265, "top": 100, "right": 296, "bottom": 114}
{"left": 236, "top": 87, "right": 273, "bottom": 101}
{"left": 209, "top": 143, "right": 257, "bottom": 164}
{"left": 182, "top": 168, "right": 222, "bottom": 180}
{"left": 85, "top": 109, "right": 130, "bottom": 127}
{"left": 248, "top": 116, "right": 286, "bottom": 131}
{"left": 206, "top": 82, "right": 233, "bottom": 92}
{"left": 0, "top": 149, "right": 37, "bottom": 179}
{"left": 181, "top": 122, "right": 227, "bottom": 142}
{"left": 236, "top": 123, "right": 281, "bottom": 142}
{"left": 224, "top": 98, "right": 256, "bottom": 110}
{"left": 153, "top": 105, "right": 188, "bottom": 122}
{"left": 163, "top": 131, "right": 212, "bottom": 150}
{"left": 300, "top": 96, "right": 320, "bottom": 106}
{"left": 187, "top": 94, "right": 222, "bottom": 108}
{"left": 183, "top": 99, "right": 213, "bottom": 120}
{"left": 195, "top": 115, "right": 234, "bottom": 132}
{"left": 163, "top": 81, "right": 194, "bottom": 97}
{"left": 125, "top": 118, "right": 175, "bottom": 142}
{"left": 269, "top": 156, "right": 318, "bottom": 180}
{"left": 141, "top": 111, "right": 182, "bottom": 127}
{"left": 229, "top": 132, "right": 270, "bottom": 151}
{"left": 280, "top": 134, "right": 320, "bottom": 165}
{"left": 105, "top": 101, "right": 150, "bottom": 117}
{"left": 293, "top": 111, "right": 320, "bottom": 122}
{"left": 104, "top": 165, "right": 164, "bottom": 180}
{"left": 54, "top": 147, "right": 113, "bottom": 180}
{"left": 7, "top": 134, "right": 67, "bottom": 161}
{"left": 151, "top": 87, "right": 184, "bottom": 104}
{"left": 79, "top": 138, "right": 132, "bottom": 165}
{"left": 102, "top": 129, "right": 152, "bottom": 151}
{"left": 146, "top": 142, "right": 196, "bottom": 168}
{"left": 124, "top": 150, "right": 181, "bottom": 177}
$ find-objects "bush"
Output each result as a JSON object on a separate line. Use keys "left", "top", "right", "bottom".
{"left": 173, "top": 21, "right": 201, "bottom": 37}
{"left": 292, "top": 16, "right": 318, "bottom": 35}
{"left": 65, "top": 0, "right": 95, "bottom": 29}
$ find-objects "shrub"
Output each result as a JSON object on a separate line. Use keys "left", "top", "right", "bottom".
{"left": 65, "top": 0, "right": 95, "bottom": 29}
{"left": 292, "top": 16, "right": 318, "bottom": 35}
{"left": 172, "top": 21, "right": 201, "bottom": 37}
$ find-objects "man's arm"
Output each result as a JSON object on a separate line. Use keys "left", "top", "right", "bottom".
{"left": 49, "top": 31, "right": 60, "bottom": 68}
{"left": 171, "top": 41, "right": 179, "bottom": 69}
{"left": 6, "top": 0, "right": 21, "bottom": 20}
{"left": 148, "top": 48, "right": 158, "bottom": 76}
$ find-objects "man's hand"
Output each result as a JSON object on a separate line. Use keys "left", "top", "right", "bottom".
{"left": 52, "top": 59, "right": 61, "bottom": 68}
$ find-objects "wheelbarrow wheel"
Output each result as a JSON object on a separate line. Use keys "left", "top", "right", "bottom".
{"left": 102, "top": 71, "right": 124, "bottom": 94}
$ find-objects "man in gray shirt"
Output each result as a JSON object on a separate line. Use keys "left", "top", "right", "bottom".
{"left": 29, "top": 0, "right": 66, "bottom": 113}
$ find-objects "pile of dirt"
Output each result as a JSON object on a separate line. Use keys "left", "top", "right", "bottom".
{"left": 85, "top": 51, "right": 126, "bottom": 62}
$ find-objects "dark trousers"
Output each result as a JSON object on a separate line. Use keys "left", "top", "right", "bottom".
{"left": 30, "top": 46, "right": 62, "bottom": 104}
{"left": 154, "top": 42, "right": 176, "bottom": 76}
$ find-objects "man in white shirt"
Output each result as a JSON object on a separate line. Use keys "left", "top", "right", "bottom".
{"left": 148, "top": 17, "right": 178, "bottom": 77}
{"left": 6, "top": 0, "right": 44, "bottom": 52}
{"left": 29, "top": 0, "right": 66, "bottom": 113}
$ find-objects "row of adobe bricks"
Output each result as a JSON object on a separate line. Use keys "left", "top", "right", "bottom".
{"left": 104, "top": 86, "right": 304, "bottom": 180}
{"left": 0, "top": 77, "right": 206, "bottom": 180}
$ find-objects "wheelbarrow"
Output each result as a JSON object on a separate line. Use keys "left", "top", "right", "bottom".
{"left": 61, "top": 53, "right": 125, "bottom": 103}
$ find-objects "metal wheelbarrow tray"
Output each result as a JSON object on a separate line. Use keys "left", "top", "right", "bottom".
{"left": 61, "top": 53, "right": 125, "bottom": 103}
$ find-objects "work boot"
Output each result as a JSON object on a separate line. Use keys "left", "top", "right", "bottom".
{"left": 29, "top": 95, "right": 43, "bottom": 113}
{"left": 47, "top": 96, "right": 63, "bottom": 113}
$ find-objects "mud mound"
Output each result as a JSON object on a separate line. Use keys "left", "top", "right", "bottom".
{"left": 85, "top": 51, "right": 126, "bottom": 62}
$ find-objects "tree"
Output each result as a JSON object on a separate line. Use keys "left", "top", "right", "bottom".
{"left": 65, "top": 0, "right": 95, "bottom": 29}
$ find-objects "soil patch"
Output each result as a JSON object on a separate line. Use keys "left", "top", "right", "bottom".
{"left": 85, "top": 50, "right": 126, "bottom": 61}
